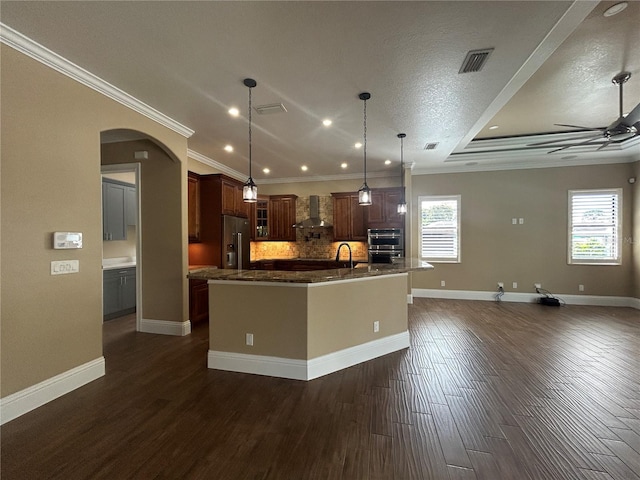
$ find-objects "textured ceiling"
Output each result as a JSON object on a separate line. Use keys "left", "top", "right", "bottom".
{"left": 1, "top": 1, "right": 638, "bottom": 181}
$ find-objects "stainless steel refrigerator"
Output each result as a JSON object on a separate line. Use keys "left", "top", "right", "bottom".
{"left": 222, "top": 215, "right": 250, "bottom": 269}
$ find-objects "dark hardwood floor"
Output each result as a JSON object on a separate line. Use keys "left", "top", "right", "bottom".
{"left": 2, "top": 299, "right": 639, "bottom": 479}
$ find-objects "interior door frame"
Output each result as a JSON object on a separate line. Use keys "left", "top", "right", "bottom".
{"left": 101, "top": 163, "right": 142, "bottom": 331}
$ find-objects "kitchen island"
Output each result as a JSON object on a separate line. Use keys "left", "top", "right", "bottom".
{"left": 189, "top": 259, "right": 433, "bottom": 380}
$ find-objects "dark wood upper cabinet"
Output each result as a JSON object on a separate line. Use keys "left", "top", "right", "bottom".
{"left": 269, "top": 195, "right": 298, "bottom": 241}
{"left": 250, "top": 195, "right": 270, "bottom": 241}
{"left": 331, "top": 192, "right": 367, "bottom": 241}
{"left": 367, "top": 187, "right": 405, "bottom": 229}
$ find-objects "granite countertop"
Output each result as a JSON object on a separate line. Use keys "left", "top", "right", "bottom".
{"left": 188, "top": 258, "right": 433, "bottom": 284}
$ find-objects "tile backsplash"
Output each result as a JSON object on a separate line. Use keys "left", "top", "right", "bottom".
{"left": 250, "top": 195, "right": 368, "bottom": 260}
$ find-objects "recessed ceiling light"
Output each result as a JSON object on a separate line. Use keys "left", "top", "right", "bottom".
{"left": 603, "top": 2, "right": 627, "bottom": 16}
{"left": 489, "top": 125, "right": 499, "bottom": 130}
{"left": 228, "top": 107, "right": 239, "bottom": 117}
{"left": 341, "top": 163, "right": 348, "bottom": 169}
{"left": 384, "top": 159, "right": 391, "bottom": 165}
{"left": 224, "top": 145, "right": 233, "bottom": 152}
{"left": 301, "top": 165, "right": 308, "bottom": 172}
{"left": 263, "top": 168, "right": 270, "bottom": 174}
{"left": 322, "top": 119, "right": 332, "bottom": 127}
{"left": 355, "top": 142, "right": 362, "bottom": 149}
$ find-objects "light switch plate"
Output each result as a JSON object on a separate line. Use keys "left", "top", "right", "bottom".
{"left": 51, "top": 260, "right": 79, "bottom": 275}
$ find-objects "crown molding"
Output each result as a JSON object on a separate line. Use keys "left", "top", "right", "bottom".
{"left": 256, "top": 169, "right": 396, "bottom": 185}
{"left": 187, "top": 150, "right": 246, "bottom": 181}
{"left": 0, "top": 23, "right": 194, "bottom": 139}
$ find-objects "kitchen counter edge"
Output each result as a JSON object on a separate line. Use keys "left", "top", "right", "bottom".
{"left": 187, "top": 259, "right": 433, "bottom": 284}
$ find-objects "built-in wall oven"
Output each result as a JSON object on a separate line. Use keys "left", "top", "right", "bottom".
{"left": 368, "top": 228, "right": 404, "bottom": 263}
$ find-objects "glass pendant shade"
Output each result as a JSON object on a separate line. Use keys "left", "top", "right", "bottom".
{"left": 397, "top": 202, "right": 407, "bottom": 214}
{"left": 243, "top": 177, "right": 257, "bottom": 203}
{"left": 358, "top": 183, "right": 372, "bottom": 206}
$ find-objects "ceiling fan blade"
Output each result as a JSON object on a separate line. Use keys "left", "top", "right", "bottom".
{"left": 623, "top": 102, "right": 640, "bottom": 127}
{"left": 596, "top": 140, "right": 611, "bottom": 151}
{"left": 554, "top": 123, "right": 605, "bottom": 132}
{"left": 547, "top": 136, "right": 601, "bottom": 154}
{"left": 528, "top": 132, "right": 600, "bottom": 146}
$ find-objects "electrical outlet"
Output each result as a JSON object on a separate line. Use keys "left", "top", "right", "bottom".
{"left": 440, "top": 280, "right": 446, "bottom": 287}
{"left": 579, "top": 284, "right": 584, "bottom": 292}
{"left": 512, "top": 282, "right": 518, "bottom": 289}
{"left": 497, "top": 282, "right": 504, "bottom": 288}
{"left": 512, "top": 218, "right": 517, "bottom": 225}
{"left": 245, "top": 333, "right": 254, "bottom": 346}
{"left": 519, "top": 218, "right": 524, "bottom": 225}
{"left": 534, "top": 283, "right": 541, "bottom": 289}
{"left": 373, "top": 321, "right": 380, "bottom": 333}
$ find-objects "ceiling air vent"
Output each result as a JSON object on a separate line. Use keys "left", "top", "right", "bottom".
{"left": 424, "top": 142, "right": 439, "bottom": 150}
{"left": 459, "top": 48, "right": 494, "bottom": 74}
{"left": 255, "top": 103, "right": 287, "bottom": 115}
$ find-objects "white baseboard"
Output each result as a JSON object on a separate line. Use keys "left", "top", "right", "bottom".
{"left": 407, "top": 294, "right": 414, "bottom": 304}
{"left": 140, "top": 318, "right": 191, "bottom": 336}
{"left": 208, "top": 331, "right": 410, "bottom": 381}
{"left": 0, "top": 357, "right": 105, "bottom": 425}
{"left": 412, "top": 288, "right": 639, "bottom": 309}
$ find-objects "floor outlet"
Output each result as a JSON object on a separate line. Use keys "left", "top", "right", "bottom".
{"left": 373, "top": 321, "right": 380, "bottom": 333}
{"left": 246, "top": 333, "right": 254, "bottom": 346}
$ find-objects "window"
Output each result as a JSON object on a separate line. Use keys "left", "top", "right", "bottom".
{"left": 419, "top": 195, "right": 460, "bottom": 263}
{"left": 568, "top": 189, "right": 621, "bottom": 265}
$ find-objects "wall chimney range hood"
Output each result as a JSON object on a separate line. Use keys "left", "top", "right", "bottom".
{"left": 293, "top": 195, "right": 332, "bottom": 229}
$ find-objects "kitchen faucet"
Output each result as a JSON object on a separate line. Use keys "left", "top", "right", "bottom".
{"left": 335, "top": 242, "right": 353, "bottom": 269}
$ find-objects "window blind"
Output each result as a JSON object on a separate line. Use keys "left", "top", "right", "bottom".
{"left": 569, "top": 189, "right": 621, "bottom": 264}
{"left": 419, "top": 196, "right": 460, "bottom": 262}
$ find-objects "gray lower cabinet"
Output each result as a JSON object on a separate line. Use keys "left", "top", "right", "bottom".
{"left": 103, "top": 267, "right": 136, "bottom": 320}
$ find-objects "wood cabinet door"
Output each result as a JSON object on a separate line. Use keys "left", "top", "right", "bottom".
{"left": 350, "top": 195, "right": 368, "bottom": 240}
{"left": 268, "top": 195, "right": 296, "bottom": 241}
{"left": 367, "top": 191, "right": 385, "bottom": 224}
{"left": 384, "top": 189, "right": 405, "bottom": 226}
{"left": 188, "top": 173, "right": 200, "bottom": 242}
{"left": 189, "top": 279, "right": 209, "bottom": 323}
{"left": 221, "top": 180, "right": 237, "bottom": 215}
{"left": 332, "top": 195, "right": 351, "bottom": 240}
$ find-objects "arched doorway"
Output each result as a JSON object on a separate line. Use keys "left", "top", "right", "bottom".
{"left": 100, "top": 129, "right": 189, "bottom": 335}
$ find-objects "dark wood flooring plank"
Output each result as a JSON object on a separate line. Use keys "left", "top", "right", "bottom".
{"left": 430, "top": 402, "right": 473, "bottom": 468}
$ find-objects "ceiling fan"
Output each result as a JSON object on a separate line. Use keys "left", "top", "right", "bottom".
{"left": 529, "top": 72, "right": 640, "bottom": 154}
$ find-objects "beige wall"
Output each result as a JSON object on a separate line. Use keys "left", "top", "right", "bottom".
{"left": 409, "top": 163, "right": 635, "bottom": 297}
{"left": 256, "top": 176, "right": 399, "bottom": 197}
{"left": 102, "top": 140, "right": 188, "bottom": 322}
{"left": 208, "top": 274, "right": 408, "bottom": 360}
{"left": 633, "top": 161, "right": 640, "bottom": 299}
{"left": 1, "top": 45, "right": 188, "bottom": 397}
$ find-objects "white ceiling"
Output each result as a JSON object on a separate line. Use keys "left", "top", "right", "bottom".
{"left": 1, "top": 1, "right": 639, "bottom": 182}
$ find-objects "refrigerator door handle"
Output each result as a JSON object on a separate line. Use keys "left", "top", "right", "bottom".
{"left": 237, "top": 232, "right": 242, "bottom": 270}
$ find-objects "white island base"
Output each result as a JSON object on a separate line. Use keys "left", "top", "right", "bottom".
{"left": 207, "top": 273, "right": 409, "bottom": 381}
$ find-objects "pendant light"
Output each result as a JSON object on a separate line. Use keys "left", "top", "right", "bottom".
{"left": 397, "top": 133, "right": 407, "bottom": 215}
{"left": 358, "top": 92, "right": 372, "bottom": 206}
{"left": 242, "top": 78, "right": 258, "bottom": 203}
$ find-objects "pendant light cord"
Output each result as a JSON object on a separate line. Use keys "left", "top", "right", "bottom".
{"left": 400, "top": 136, "right": 404, "bottom": 190}
{"left": 248, "top": 86, "right": 253, "bottom": 179}
{"left": 363, "top": 98, "right": 367, "bottom": 184}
